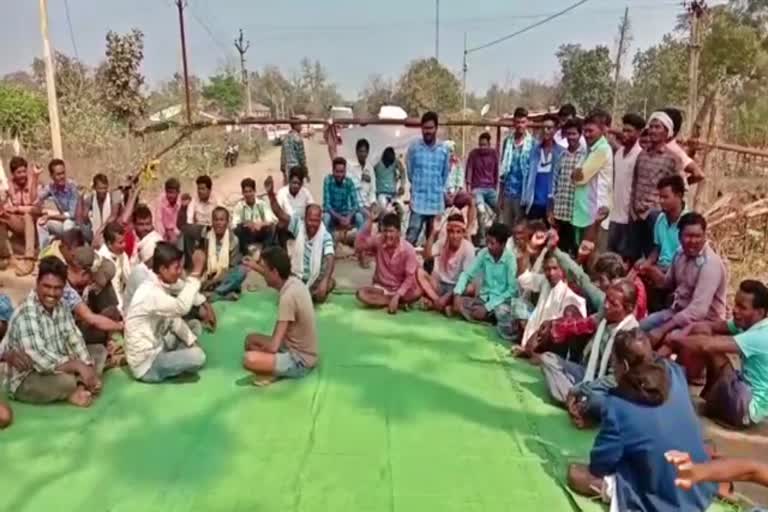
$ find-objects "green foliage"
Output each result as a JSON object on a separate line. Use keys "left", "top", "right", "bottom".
{"left": 202, "top": 73, "right": 243, "bottom": 116}
{"left": 99, "top": 29, "right": 147, "bottom": 125}
{"left": 395, "top": 58, "right": 461, "bottom": 116}
{"left": 626, "top": 35, "right": 688, "bottom": 114}
{"left": 0, "top": 83, "right": 47, "bottom": 140}
{"left": 556, "top": 44, "right": 614, "bottom": 114}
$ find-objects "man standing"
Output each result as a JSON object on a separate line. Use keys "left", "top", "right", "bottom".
{"left": 550, "top": 119, "right": 585, "bottom": 255}
{"left": 37, "top": 158, "right": 79, "bottom": 249}
{"left": 347, "top": 138, "right": 377, "bottom": 209}
{"left": 0, "top": 157, "right": 42, "bottom": 275}
{"left": 280, "top": 118, "right": 307, "bottom": 185}
{"left": 571, "top": 114, "right": 614, "bottom": 246}
{"left": 465, "top": 132, "right": 499, "bottom": 211}
{"left": 608, "top": 113, "right": 645, "bottom": 258}
{"left": 554, "top": 104, "right": 586, "bottom": 150}
{"left": 629, "top": 111, "right": 682, "bottom": 261}
{"left": 4, "top": 256, "right": 107, "bottom": 407}
{"left": 521, "top": 114, "right": 563, "bottom": 221}
{"left": 243, "top": 246, "right": 318, "bottom": 385}
{"left": 499, "top": 107, "right": 535, "bottom": 227}
{"left": 663, "top": 107, "right": 705, "bottom": 186}
{"left": 232, "top": 177, "right": 278, "bottom": 254}
{"left": 322, "top": 157, "right": 364, "bottom": 235}
{"left": 405, "top": 111, "right": 451, "bottom": 245}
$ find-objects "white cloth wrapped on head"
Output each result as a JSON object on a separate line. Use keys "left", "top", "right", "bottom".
{"left": 648, "top": 111, "right": 674, "bottom": 136}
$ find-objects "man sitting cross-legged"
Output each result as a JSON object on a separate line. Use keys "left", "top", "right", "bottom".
{"left": 201, "top": 207, "right": 247, "bottom": 302}
{"left": 416, "top": 214, "right": 476, "bottom": 315}
{"left": 124, "top": 243, "right": 207, "bottom": 383}
{"left": 232, "top": 177, "right": 279, "bottom": 255}
{"left": 263, "top": 176, "right": 336, "bottom": 304}
{"left": 0, "top": 294, "right": 20, "bottom": 428}
{"left": 453, "top": 222, "right": 518, "bottom": 324}
{"left": 243, "top": 246, "right": 318, "bottom": 385}
{"left": 640, "top": 212, "right": 727, "bottom": 380}
{"left": 355, "top": 212, "right": 422, "bottom": 314}
{"left": 4, "top": 256, "right": 107, "bottom": 407}
{"left": 538, "top": 278, "right": 639, "bottom": 428}
{"left": 668, "top": 279, "right": 768, "bottom": 430}
{"left": 323, "top": 157, "right": 365, "bottom": 237}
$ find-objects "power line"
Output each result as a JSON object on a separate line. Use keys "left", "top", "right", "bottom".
{"left": 186, "top": 2, "right": 231, "bottom": 56}
{"left": 63, "top": 0, "right": 79, "bottom": 59}
{"left": 468, "top": 0, "right": 591, "bottom": 54}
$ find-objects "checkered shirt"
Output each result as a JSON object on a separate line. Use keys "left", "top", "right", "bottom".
{"left": 406, "top": 140, "right": 451, "bottom": 215}
{"left": 552, "top": 147, "right": 586, "bottom": 222}
{"left": 323, "top": 175, "right": 359, "bottom": 216}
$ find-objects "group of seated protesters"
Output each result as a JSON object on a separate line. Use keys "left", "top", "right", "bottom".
{"left": 1, "top": 106, "right": 768, "bottom": 511}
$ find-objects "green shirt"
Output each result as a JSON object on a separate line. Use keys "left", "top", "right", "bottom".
{"left": 653, "top": 210, "right": 684, "bottom": 268}
{"left": 733, "top": 318, "right": 768, "bottom": 423}
{"left": 454, "top": 248, "right": 518, "bottom": 311}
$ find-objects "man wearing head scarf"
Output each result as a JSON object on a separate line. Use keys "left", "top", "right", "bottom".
{"left": 628, "top": 111, "right": 683, "bottom": 262}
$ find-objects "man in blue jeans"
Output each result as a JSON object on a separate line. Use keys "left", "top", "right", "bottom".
{"left": 405, "top": 111, "right": 451, "bottom": 245}
{"left": 322, "top": 156, "right": 365, "bottom": 236}
{"left": 124, "top": 242, "right": 207, "bottom": 383}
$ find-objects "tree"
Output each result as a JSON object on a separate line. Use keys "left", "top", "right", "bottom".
{"left": 0, "top": 83, "right": 47, "bottom": 142}
{"left": 147, "top": 73, "right": 201, "bottom": 113}
{"left": 293, "top": 58, "right": 342, "bottom": 115}
{"left": 517, "top": 79, "right": 559, "bottom": 112}
{"left": 556, "top": 44, "right": 614, "bottom": 114}
{"left": 252, "top": 66, "right": 293, "bottom": 117}
{"left": 98, "top": 29, "right": 146, "bottom": 125}
{"left": 202, "top": 73, "right": 243, "bottom": 116}
{"left": 626, "top": 35, "right": 687, "bottom": 115}
{"left": 395, "top": 58, "right": 461, "bottom": 115}
{"left": 356, "top": 74, "right": 395, "bottom": 116}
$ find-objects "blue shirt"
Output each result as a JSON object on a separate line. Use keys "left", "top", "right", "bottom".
{"left": 653, "top": 211, "right": 683, "bottom": 268}
{"left": 454, "top": 248, "right": 518, "bottom": 311}
{"left": 406, "top": 139, "right": 451, "bottom": 215}
{"left": 39, "top": 180, "right": 79, "bottom": 218}
{"left": 734, "top": 318, "right": 768, "bottom": 423}
{"left": 323, "top": 175, "right": 359, "bottom": 216}
{"left": 62, "top": 283, "right": 83, "bottom": 311}
{"left": 590, "top": 362, "right": 717, "bottom": 512}
{"left": 521, "top": 143, "right": 564, "bottom": 210}
{"left": 501, "top": 133, "right": 535, "bottom": 199}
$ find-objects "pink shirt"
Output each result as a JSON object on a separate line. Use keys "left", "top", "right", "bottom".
{"left": 356, "top": 225, "right": 419, "bottom": 296}
{"left": 434, "top": 238, "right": 476, "bottom": 285}
{"left": 153, "top": 194, "right": 181, "bottom": 242}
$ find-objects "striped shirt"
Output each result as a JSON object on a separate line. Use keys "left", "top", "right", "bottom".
{"left": 3, "top": 291, "right": 92, "bottom": 395}
{"left": 280, "top": 130, "right": 306, "bottom": 174}
{"left": 552, "top": 146, "right": 586, "bottom": 222}
{"left": 323, "top": 175, "right": 359, "bottom": 216}
{"left": 406, "top": 139, "right": 452, "bottom": 215}
{"left": 231, "top": 198, "right": 276, "bottom": 228}
{"left": 630, "top": 146, "right": 680, "bottom": 220}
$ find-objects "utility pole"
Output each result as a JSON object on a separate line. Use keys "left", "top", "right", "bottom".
{"left": 234, "top": 28, "right": 252, "bottom": 118}
{"left": 175, "top": 0, "right": 193, "bottom": 125}
{"left": 611, "top": 6, "right": 630, "bottom": 125}
{"left": 38, "top": 0, "right": 63, "bottom": 158}
{"left": 461, "top": 32, "right": 468, "bottom": 154}
{"left": 435, "top": 0, "right": 440, "bottom": 61}
{"left": 686, "top": 1, "right": 707, "bottom": 137}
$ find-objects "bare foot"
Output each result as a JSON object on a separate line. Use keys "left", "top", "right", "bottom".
{"left": 443, "top": 305, "right": 453, "bottom": 317}
{"left": 252, "top": 376, "right": 277, "bottom": 387}
{"left": 68, "top": 387, "right": 93, "bottom": 408}
{"left": 511, "top": 345, "right": 530, "bottom": 358}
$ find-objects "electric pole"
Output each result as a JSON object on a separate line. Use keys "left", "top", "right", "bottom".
{"left": 686, "top": 1, "right": 707, "bottom": 137}
{"left": 435, "top": 0, "right": 440, "bottom": 61}
{"left": 175, "top": 0, "right": 193, "bottom": 125}
{"left": 39, "top": 0, "right": 63, "bottom": 158}
{"left": 611, "top": 6, "right": 630, "bottom": 125}
{"left": 234, "top": 29, "right": 253, "bottom": 118}
{"left": 461, "top": 32, "right": 468, "bottom": 154}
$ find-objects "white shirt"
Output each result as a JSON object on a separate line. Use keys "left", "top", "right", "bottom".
{"left": 97, "top": 245, "right": 132, "bottom": 312}
{"left": 347, "top": 160, "right": 376, "bottom": 207}
{"left": 124, "top": 273, "right": 201, "bottom": 378}
{"left": 610, "top": 143, "right": 642, "bottom": 224}
{"left": 277, "top": 186, "right": 314, "bottom": 219}
{"left": 554, "top": 130, "right": 586, "bottom": 151}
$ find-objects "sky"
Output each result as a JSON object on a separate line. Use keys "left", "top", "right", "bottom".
{"left": 0, "top": 0, "right": 707, "bottom": 100}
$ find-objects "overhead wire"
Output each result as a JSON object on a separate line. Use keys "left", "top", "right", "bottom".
{"left": 186, "top": 1, "right": 232, "bottom": 56}
{"left": 63, "top": 0, "right": 80, "bottom": 59}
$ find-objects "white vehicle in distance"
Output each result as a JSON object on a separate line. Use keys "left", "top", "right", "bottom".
{"left": 377, "top": 105, "right": 408, "bottom": 120}
{"left": 330, "top": 106, "right": 354, "bottom": 127}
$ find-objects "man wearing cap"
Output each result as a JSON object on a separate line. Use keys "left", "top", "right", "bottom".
{"left": 629, "top": 111, "right": 683, "bottom": 261}
{"left": 63, "top": 246, "right": 124, "bottom": 352}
